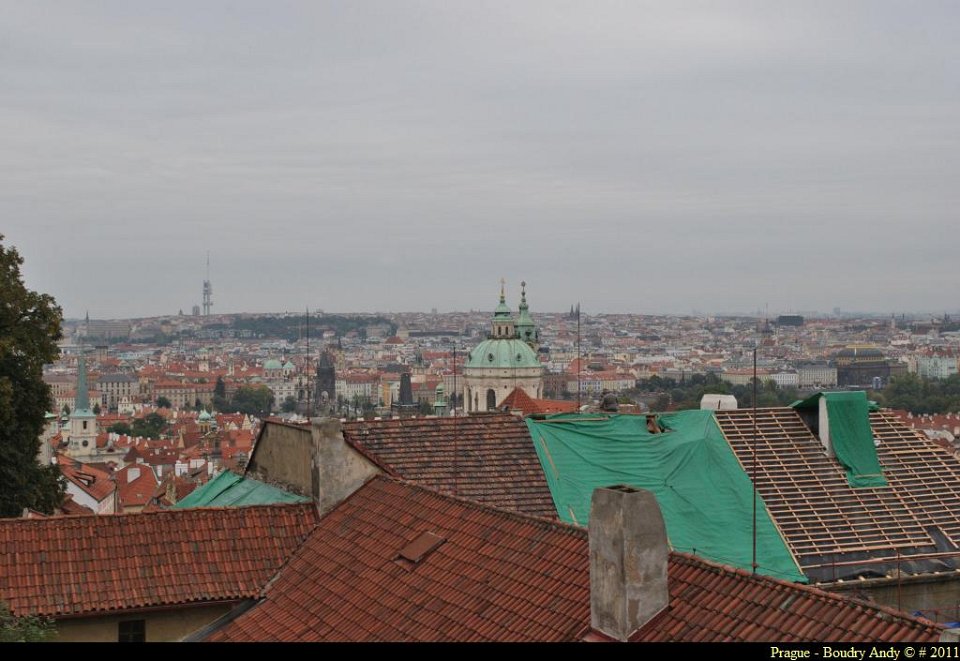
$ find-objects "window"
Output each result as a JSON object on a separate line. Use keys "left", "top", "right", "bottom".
{"left": 118, "top": 619, "right": 146, "bottom": 643}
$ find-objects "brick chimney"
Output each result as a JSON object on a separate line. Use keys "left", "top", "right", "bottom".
{"left": 589, "top": 485, "right": 669, "bottom": 642}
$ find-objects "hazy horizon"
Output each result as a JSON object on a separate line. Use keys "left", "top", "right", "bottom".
{"left": 4, "top": 2, "right": 958, "bottom": 318}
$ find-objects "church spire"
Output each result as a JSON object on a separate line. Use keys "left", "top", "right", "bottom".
{"left": 515, "top": 280, "right": 538, "bottom": 348}
{"left": 75, "top": 352, "right": 90, "bottom": 412}
{"left": 491, "top": 278, "right": 515, "bottom": 338}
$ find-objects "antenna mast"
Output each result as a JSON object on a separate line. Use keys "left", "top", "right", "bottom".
{"left": 202, "top": 252, "right": 214, "bottom": 317}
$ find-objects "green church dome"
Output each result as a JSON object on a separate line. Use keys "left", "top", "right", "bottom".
{"left": 466, "top": 339, "right": 541, "bottom": 369}
{"left": 264, "top": 359, "right": 283, "bottom": 370}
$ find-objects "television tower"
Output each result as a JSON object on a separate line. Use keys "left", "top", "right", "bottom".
{"left": 202, "top": 252, "right": 214, "bottom": 316}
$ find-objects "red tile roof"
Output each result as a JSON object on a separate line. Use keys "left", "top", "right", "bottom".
{"left": 117, "top": 465, "right": 159, "bottom": 510}
{"left": 0, "top": 503, "right": 318, "bottom": 618}
{"left": 58, "top": 457, "right": 116, "bottom": 503}
{"left": 205, "top": 477, "right": 941, "bottom": 643}
{"left": 500, "top": 387, "right": 578, "bottom": 415}
{"left": 630, "top": 553, "right": 940, "bottom": 642}
{"left": 340, "top": 414, "right": 557, "bottom": 519}
{"left": 206, "top": 477, "right": 588, "bottom": 642}
{"left": 57, "top": 496, "right": 94, "bottom": 516}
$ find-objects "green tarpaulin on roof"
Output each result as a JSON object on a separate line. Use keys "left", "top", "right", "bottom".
{"left": 173, "top": 470, "right": 309, "bottom": 508}
{"left": 792, "top": 391, "right": 888, "bottom": 488}
{"left": 525, "top": 410, "right": 806, "bottom": 583}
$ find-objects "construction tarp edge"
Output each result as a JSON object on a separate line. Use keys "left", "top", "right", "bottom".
{"left": 525, "top": 411, "right": 807, "bottom": 583}
{"left": 792, "top": 392, "right": 888, "bottom": 488}
{"left": 173, "top": 470, "right": 309, "bottom": 508}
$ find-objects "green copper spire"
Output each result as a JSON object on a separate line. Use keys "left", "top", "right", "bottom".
{"left": 515, "top": 280, "right": 538, "bottom": 347}
{"left": 493, "top": 277, "right": 513, "bottom": 319}
{"left": 433, "top": 383, "right": 446, "bottom": 416}
{"left": 74, "top": 352, "right": 92, "bottom": 414}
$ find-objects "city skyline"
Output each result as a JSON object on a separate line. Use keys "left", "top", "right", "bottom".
{"left": 4, "top": 2, "right": 959, "bottom": 318}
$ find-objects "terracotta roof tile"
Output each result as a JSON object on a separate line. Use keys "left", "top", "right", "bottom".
{"left": 205, "top": 477, "right": 941, "bottom": 643}
{"left": 499, "top": 388, "right": 578, "bottom": 415}
{"left": 117, "top": 465, "right": 159, "bottom": 509}
{"left": 58, "top": 458, "right": 115, "bottom": 503}
{"left": 0, "top": 503, "right": 318, "bottom": 618}
{"left": 340, "top": 415, "right": 556, "bottom": 520}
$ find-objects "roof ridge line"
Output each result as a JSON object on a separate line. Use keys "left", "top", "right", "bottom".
{"left": 0, "top": 500, "right": 317, "bottom": 525}
{"left": 366, "top": 474, "right": 586, "bottom": 539}
{"left": 671, "top": 552, "right": 942, "bottom": 631}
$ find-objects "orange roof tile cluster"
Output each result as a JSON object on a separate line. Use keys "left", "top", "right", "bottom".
{"left": 58, "top": 457, "right": 116, "bottom": 503}
{"left": 631, "top": 554, "right": 940, "bottom": 642}
{"left": 890, "top": 410, "right": 960, "bottom": 434}
{"left": 206, "top": 477, "right": 942, "bottom": 643}
{"left": 207, "top": 477, "right": 588, "bottom": 642}
{"left": 340, "top": 414, "right": 556, "bottom": 519}
{"left": 57, "top": 496, "right": 94, "bottom": 516}
{"left": 116, "top": 465, "right": 159, "bottom": 510}
{"left": 0, "top": 503, "right": 318, "bottom": 618}
{"left": 500, "top": 387, "right": 578, "bottom": 415}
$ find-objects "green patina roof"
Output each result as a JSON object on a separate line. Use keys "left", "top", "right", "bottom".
{"left": 173, "top": 470, "right": 309, "bottom": 508}
{"left": 198, "top": 410, "right": 212, "bottom": 421}
{"left": 283, "top": 361, "right": 295, "bottom": 370}
{"left": 74, "top": 353, "right": 90, "bottom": 412}
{"left": 493, "top": 281, "right": 513, "bottom": 320}
{"left": 466, "top": 338, "right": 541, "bottom": 369}
{"left": 264, "top": 359, "right": 283, "bottom": 370}
{"left": 514, "top": 281, "right": 536, "bottom": 343}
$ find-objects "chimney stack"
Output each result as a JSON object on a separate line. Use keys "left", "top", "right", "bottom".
{"left": 589, "top": 485, "right": 669, "bottom": 642}
{"left": 818, "top": 395, "right": 834, "bottom": 457}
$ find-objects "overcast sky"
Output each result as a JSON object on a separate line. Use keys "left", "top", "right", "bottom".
{"left": 3, "top": 1, "right": 958, "bottom": 319}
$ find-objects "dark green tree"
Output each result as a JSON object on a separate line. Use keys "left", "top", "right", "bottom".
{"left": 213, "top": 376, "right": 228, "bottom": 411}
{"left": 155, "top": 396, "right": 172, "bottom": 409}
{"left": 229, "top": 385, "right": 274, "bottom": 417}
{"left": 131, "top": 412, "right": 167, "bottom": 439}
{"left": 0, "top": 235, "right": 65, "bottom": 517}
{"left": 92, "top": 402, "right": 101, "bottom": 415}
{"left": 281, "top": 395, "right": 298, "bottom": 413}
{"left": 107, "top": 422, "right": 132, "bottom": 436}
{"left": 0, "top": 601, "right": 56, "bottom": 642}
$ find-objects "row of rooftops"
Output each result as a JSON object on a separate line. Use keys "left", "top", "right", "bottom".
{"left": 0, "top": 476, "right": 946, "bottom": 642}
{"left": 9, "top": 395, "right": 960, "bottom": 641}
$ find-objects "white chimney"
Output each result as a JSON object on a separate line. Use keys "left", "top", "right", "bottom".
{"left": 127, "top": 466, "right": 140, "bottom": 483}
{"left": 819, "top": 396, "right": 834, "bottom": 457}
{"left": 589, "top": 485, "right": 669, "bottom": 642}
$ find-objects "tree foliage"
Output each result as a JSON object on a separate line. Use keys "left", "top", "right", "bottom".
{"left": 107, "top": 422, "right": 132, "bottom": 436}
{"left": 873, "top": 373, "right": 960, "bottom": 414}
{"left": 634, "top": 373, "right": 799, "bottom": 411}
{"left": 131, "top": 412, "right": 167, "bottom": 439}
{"left": 213, "top": 376, "right": 228, "bottom": 411}
{"left": 229, "top": 385, "right": 274, "bottom": 417}
{"left": 0, "top": 601, "right": 56, "bottom": 642}
{"left": 0, "top": 235, "right": 65, "bottom": 517}
{"left": 155, "top": 396, "right": 172, "bottom": 409}
{"left": 230, "top": 314, "right": 396, "bottom": 342}
{"left": 281, "top": 395, "right": 298, "bottom": 413}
